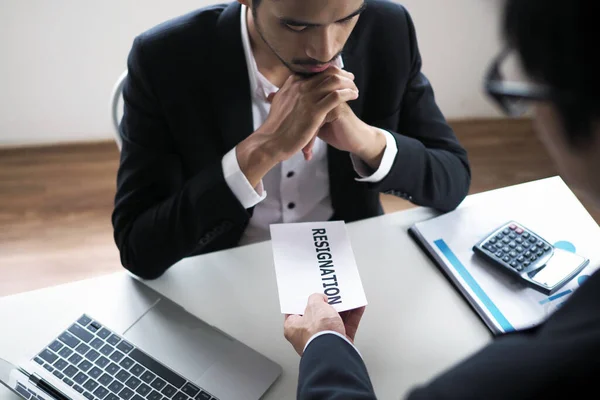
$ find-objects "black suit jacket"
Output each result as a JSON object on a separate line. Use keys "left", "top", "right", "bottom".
{"left": 112, "top": 0, "right": 471, "bottom": 279}
{"left": 298, "top": 270, "right": 600, "bottom": 399}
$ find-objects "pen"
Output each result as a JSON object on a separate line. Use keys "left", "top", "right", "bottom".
{"left": 17, "top": 367, "right": 71, "bottom": 400}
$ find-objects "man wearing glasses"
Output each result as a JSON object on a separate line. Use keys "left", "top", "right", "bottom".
{"left": 284, "top": 0, "right": 600, "bottom": 397}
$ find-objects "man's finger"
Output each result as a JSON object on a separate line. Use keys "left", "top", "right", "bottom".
{"left": 342, "top": 69, "right": 355, "bottom": 80}
{"left": 290, "top": 73, "right": 304, "bottom": 83}
{"left": 283, "top": 314, "right": 302, "bottom": 342}
{"left": 303, "top": 149, "right": 313, "bottom": 161}
{"left": 340, "top": 311, "right": 348, "bottom": 324}
{"left": 324, "top": 106, "right": 342, "bottom": 124}
{"left": 313, "top": 75, "right": 358, "bottom": 96}
{"left": 307, "top": 293, "right": 328, "bottom": 305}
{"left": 303, "top": 137, "right": 317, "bottom": 160}
{"left": 343, "top": 306, "right": 366, "bottom": 342}
{"left": 318, "top": 89, "right": 359, "bottom": 115}
{"left": 320, "top": 67, "right": 355, "bottom": 88}
{"left": 302, "top": 66, "right": 349, "bottom": 90}
{"left": 322, "top": 65, "right": 354, "bottom": 80}
{"left": 284, "top": 314, "right": 302, "bottom": 328}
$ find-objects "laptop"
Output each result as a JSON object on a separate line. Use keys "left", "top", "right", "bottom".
{"left": 0, "top": 277, "right": 282, "bottom": 400}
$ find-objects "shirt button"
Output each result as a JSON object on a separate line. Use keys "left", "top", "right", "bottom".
{"left": 287, "top": 171, "right": 295, "bottom": 178}
{"left": 287, "top": 202, "right": 296, "bottom": 210}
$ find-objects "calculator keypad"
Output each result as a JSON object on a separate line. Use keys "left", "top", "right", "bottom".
{"left": 481, "top": 222, "right": 552, "bottom": 272}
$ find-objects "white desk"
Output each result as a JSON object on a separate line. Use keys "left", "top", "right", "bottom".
{"left": 2, "top": 176, "right": 595, "bottom": 399}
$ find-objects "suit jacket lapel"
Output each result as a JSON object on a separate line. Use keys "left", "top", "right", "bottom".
{"left": 214, "top": 2, "right": 254, "bottom": 152}
{"left": 327, "top": 28, "right": 366, "bottom": 216}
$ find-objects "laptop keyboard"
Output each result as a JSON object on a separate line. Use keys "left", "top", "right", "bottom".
{"left": 33, "top": 314, "right": 219, "bottom": 400}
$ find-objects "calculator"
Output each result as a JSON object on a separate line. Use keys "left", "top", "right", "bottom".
{"left": 473, "top": 221, "right": 589, "bottom": 295}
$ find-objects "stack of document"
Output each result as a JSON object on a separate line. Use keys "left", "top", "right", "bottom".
{"left": 409, "top": 183, "right": 600, "bottom": 334}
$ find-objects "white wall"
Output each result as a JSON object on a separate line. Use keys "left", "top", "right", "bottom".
{"left": 0, "top": 0, "right": 505, "bottom": 147}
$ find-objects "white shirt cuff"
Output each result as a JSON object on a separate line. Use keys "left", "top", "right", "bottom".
{"left": 303, "top": 331, "right": 363, "bottom": 360}
{"left": 351, "top": 128, "right": 398, "bottom": 183}
{"left": 222, "top": 147, "right": 266, "bottom": 209}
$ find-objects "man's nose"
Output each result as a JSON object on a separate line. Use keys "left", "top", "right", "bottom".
{"left": 306, "top": 26, "right": 338, "bottom": 63}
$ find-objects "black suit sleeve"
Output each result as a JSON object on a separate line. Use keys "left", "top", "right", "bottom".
{"left": 370, "top": 8, "right": 471, "bottom": 212}
{"left": 111, "top": 37, "right": 250, "bottom": 280}
{"left": 406, "top": 271, "right": 600, "bottom": 399}
{"left": 298, "top": 334, "right": 376, "bottom": 400}
{"left": 297, "top": 273, "right": 600, "bottom": 400}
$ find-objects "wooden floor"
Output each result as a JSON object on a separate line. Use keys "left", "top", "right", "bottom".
{"left": 1, "top": 118, "right": 598, "bottom": 297}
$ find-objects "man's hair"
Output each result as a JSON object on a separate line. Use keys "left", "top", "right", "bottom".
{"left": 503, "top": 0, "right": 599, "bottom": 146}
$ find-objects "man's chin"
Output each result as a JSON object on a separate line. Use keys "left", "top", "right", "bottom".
{"left": 282, "top": 59, "right": 330, "bottom": 78}
{"left": 290, "top": 66, "right": 328, "bottom": 79}
{"left": 293, "top": 70, "right": 321, "bottom": 79}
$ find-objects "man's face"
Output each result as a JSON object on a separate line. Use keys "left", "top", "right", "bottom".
{"left": 533, "top": 104, "right": 600, "bottom": 208}
{"left": 251, "top": 0, "right": 365, "bottom": 76}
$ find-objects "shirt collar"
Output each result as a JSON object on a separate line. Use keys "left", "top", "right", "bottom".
{"left": 240, "top": 4, "right": 344, "bottom": 102}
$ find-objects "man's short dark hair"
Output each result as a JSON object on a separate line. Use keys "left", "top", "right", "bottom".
{"left": 503, "top": 0, "right": 599, "bottom": 145}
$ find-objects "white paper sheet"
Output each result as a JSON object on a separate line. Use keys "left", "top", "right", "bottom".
{"left": 410, "top": 179, "right": 600, "bottom": 334}
{"left": 270, "top": 221, "right": 368, "bottom": 315}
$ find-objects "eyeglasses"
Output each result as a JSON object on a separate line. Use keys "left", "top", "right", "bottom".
{"left": 485, "top": 48, "right": 556, "bottom": 117}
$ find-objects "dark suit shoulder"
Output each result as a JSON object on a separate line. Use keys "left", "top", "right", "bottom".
{"left": 406, "top": 270, "right": 600, "bottom": 399}
{"left": 540, "top": 269, "right": 600, "bottom": 335}
{"left": 361, "top": 0, "right": 412, "bottom": 33}
{"left": 365, "top": 0, "right": 410, "bottom": 19}
{"left": 353, "top": 1, "right": 416, "bottom": 67}
{"left": 134, "top": 3, "right": 228, "bottom": 53}
{"left": 125, "top": 3, "right": 234, "bottom": 92}
{"left": 139, "top": 3, "right": 226, "bottom": 40}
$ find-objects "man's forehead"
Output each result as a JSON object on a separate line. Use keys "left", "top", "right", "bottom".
{"left": 267, "top": 0, "right": 366, "bottom": 24}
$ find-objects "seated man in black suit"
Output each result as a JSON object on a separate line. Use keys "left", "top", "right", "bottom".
{"left": 112, "top": 0, "right": 471, "bottom": 279}
{"left": 284, "top": 0, "right": 600, "bottom": 398}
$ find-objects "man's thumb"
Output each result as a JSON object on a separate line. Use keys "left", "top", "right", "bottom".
{"left": 308, "top": 293, "right": 328, "bottom": 305}
{"left": 284, "top": 314, "right": 302, "bottom": 327}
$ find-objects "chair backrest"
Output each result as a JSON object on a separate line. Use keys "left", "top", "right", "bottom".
{"left": 110, "top": 70, "right": 128, "bottom": 151}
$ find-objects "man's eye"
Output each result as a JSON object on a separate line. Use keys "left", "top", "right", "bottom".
{"left": 286, "top": 24, "right": 307, "bottom": 32}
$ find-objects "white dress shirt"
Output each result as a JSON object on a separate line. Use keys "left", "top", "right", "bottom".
{"left": 303, "top": 330, "right": 363, "bottom": 359}
{"left": 222, "top": 5, "right": 398, "bottom": 245}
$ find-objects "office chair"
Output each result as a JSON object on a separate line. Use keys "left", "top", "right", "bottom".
{"left": 110, "top": 70, "right": 128, "bottom": 151}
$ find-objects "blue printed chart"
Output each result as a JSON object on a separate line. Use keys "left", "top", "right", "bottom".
{"left": 412, "top": 179, "right": 600, "bottom": 334}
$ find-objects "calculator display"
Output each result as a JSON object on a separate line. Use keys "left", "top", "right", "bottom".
{"left": 528, "top": 248, "right": 588, "bottom": 288}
